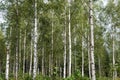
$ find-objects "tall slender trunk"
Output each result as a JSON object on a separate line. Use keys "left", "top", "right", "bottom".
{"left": 63, "top": 6, "right": 67, "bottom": 78}
{"left": 74, "top": 35, "right": 77, "bottom": 73}
{"left": 33, "top": 0, "right": 38, "bottom": 79}
{"left": 48, "top": 10, "right": 54, "bottom": 77}
{"left": 89, "top": 0, "right": 96, "bottom": 80}
{"left": 112, "top": 26, "right": 117, "bottom": 80}
{"left": 51, "top": 11, "right": 54, "bottom": 76}
{"left": 68, "top": 0, "right": 72, "bottom": 77}
{"left": 15, "top": 0, "right": 19, "bottom": 79}
{"left": 5, "top": 45, "right": 10, "bottom": 80}
{"left": 81, "top": 38, "right": 84, "bottom": 77}
{"left": 42, "top": 44, "right": 45, "bottom": 76}
{"left": 82, "top": 23, "right": 84, "bottom": 77}
{"left": 74, "top": 24, "right": 77, "bottom": 73}
{"left": 29, "top": 30, "right": 33, "bottom": 75}
{"left": 5, "top": 27, "right": 11, "bottom": 80}
{"left": 15, "top": 31, "right": 18, "bottom": 80}
{"left": 88, "top": 35, "right": 91, "bottom": 79}
{"left": 19, "top": 29, "right": 21, "bottom": 71}
{"left": 23, "top": 30, "right": 26, "bottom": 76}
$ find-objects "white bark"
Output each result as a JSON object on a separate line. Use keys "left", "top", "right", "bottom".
{"left": 68, "top": 0, "right": 72, "bottom": 77}
{"left": 15, "top": 37, "right": 18, "bottom": 80}
{"left": 89, "top": 0, "right": 96, "bottom": 80}
{"left": 5, "top": 45, "right": 10, "bottom": 80}
{"left": 73, "top": 23, "right": 77, "bottom": 75}
{"left": 15, "top": 0, "right": 19, "bottom": 78}
{"left": 88, "top": 39, "right": 91, "bottom": 79}
{"left": 23, "top": 31, "right": 26, "bottom": 76}
{"left": 5, "top": 27, "right": 12, "bottom": 80}
{"left": 51, "top": 11, "right": 54, "bottom": 76}
{"left": 63, "top": 6, "right": 67, "bottom": 78}
{"left": 48, "top": 10, "right": 54, "bottom": 77}
{"left": 82, "top": 23, "right": 84, "bottom": 77}
{"left": 82, "top": 38, "right": 84, "bottom": 77}
{"left": 33, "top": 0, "right": 38, "bottom": 79}
{"left": 29, "top": 30, "right": 33, "bottom": 76}
{"left": 19, "top": 29, "right": 21, "bottom": 71}
{"left": 42, "top": 45, "right": 45, "bottom": 76}
{"left": 112, "top": 26, "right": 117, "bottom": 80}
{"left": 74, "top": 35, "right": 77, "bottom": 72}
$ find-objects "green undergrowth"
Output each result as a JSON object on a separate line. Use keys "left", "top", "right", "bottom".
{"left": 0, "top": 73, "right": 120, "bottom": 80}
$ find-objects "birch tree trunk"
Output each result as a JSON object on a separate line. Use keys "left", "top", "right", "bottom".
{"left": 82, "top": 23, "right": 84, "bottom": 77}
{"left": 23, "top": 30, "right": 26, "bottom": 77}
{"left": 74, "top": 24, "right": 78, "bottom": 74}
{"left": 42, "top": 44, "right": 45, "bottom": 76}
{"left": 88, "top": 35, "right": 91, "bottom": 79}
{"left": 68, "top": 0, "right": 72, "bottom": 77}
{"left": 15, "top": 0, "right": 19, "bottom": 79}
{"left": 48, "top": 10, "right": 54, "bottom": 77}
{"left": 19, "top": 29, "right": 21, "bottom": 71}
{"left": 74, "top": 34, "right": 77, "bottom": 73}
{"left": 5, "top": 45, "right": 10, "bottom": 80}
{"left": 29, "top": 29, "right": 33, "bottom": 76}
{"left": 89, "top": 0, "right": 96, "bottom": 80}
{"left": 15, "top": 28, "right": 18, "bottom": 80}
{"left": 51, "top": 11, "right": 54, "bottom": 76}
{"left": 81, "top": 42, "right": 84, "bottom": 77}
{"left": 63, "top": 6, "right": 67, "bottom": 78}
{"left": 5, "top": 27, "right": 11, "bottom": 80}
{"left": 33, "top": 0, "right": 38, "bottom": 79}
{"left": 112, "top": 26, "right": 117, "bottom": 80}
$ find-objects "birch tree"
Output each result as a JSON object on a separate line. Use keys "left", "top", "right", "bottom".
{"left": 33, "top": 0, "right": 38, "bottom": 79}
{"left": 112, "top": 26, "right": 117, "bottom": 80}
{"left": 5, "top": 43, "right": 10, "bottom": 80}
{"left": 5, "top": 27, "right": 11, "bottom": 80}
{"left": 23, "top": 30, "right": 26, "bottom": 77}
{"left": 88, "top": 34, "right": 91, "bottom": 79}
{"left": 81, "top": 23, "right": 84, "bottom": 77}
{"left": 63, "top": 6, "right": 67, "bottom": 78}
{"left": 29, "top": 29, "right": 33, "bottom": 76}
{"left": 89, "top": 0, "right": 96, "bottom": 80}
{"left": 68, "top": 0, "right": 72, "bottom": 77}
{"left": 15, "top": 0, "right": 19, "bottom": 79}
{"left": 42, "top": 44, "right": 45, "bottom": 76}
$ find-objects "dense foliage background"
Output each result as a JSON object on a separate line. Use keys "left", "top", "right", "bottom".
{"left": 0, "top": 0, "right": 120, "bottom": 80}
